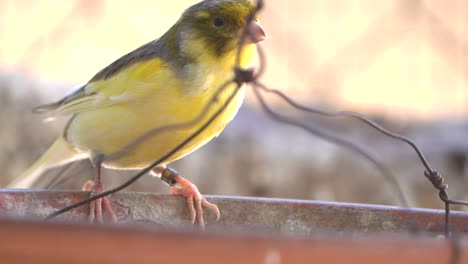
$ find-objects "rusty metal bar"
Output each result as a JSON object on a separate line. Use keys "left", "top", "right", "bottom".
{"left": 1, "top": 190, "right": 468, "bottom": 263}
{"left": 0, "top": 217, "right": 467, "bottom": 264}
{"left": 0, "top": 189, "right": 468, "bottom": 234}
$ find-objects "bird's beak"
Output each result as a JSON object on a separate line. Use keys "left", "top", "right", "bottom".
{"left": 244, "top": 20, "right": 266, "bottom": 44}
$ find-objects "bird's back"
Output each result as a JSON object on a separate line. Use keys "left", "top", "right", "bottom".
{"left": 65, "top": 54, "right": 247, "bottom": 169}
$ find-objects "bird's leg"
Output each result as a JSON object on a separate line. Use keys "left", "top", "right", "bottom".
{"left": 151, "top": 166, "right": 220, "bottom": 230}
{"left": 81, "top": 160, "right": 117, "bottom": 223}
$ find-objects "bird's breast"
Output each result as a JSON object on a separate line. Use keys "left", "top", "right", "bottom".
{"left": 67, "top": 59, "right": 245, "bottom": 169}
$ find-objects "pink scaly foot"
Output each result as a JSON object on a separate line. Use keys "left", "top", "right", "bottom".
{"left": 171, "top": 175, "right": 220, "bottom": 230}
{"left": 81, "top": 180, "right": 117, "bottom": 224}
{"left": 152, "top": 166, "right": 220, "bottom": 230}
{"left": 81, "top": 158, "right": 117, "bottom": 224}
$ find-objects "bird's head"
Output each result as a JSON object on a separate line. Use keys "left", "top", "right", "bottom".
{"left": 176, "top": 0, "right": 266, "bottom": 60}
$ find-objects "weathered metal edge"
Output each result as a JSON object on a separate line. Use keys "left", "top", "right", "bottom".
{"left": 0, "top": 189, "right": 467, "bottom": 235}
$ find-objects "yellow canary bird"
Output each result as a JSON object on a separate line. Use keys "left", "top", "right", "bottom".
{"left": 7, "top": 0, "right": 266, "bottom": 227}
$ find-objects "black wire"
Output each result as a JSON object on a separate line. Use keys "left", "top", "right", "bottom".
{"left": 255, "top": 81, "right": 468, "bottom": 239}
{"left": 105, "top": 80, "right": 232, "bottom": 162}
{"left": 44, "top": 4, "right": 468, "bottom": 255}
{"left": 45, "top": 0, "right": 265, "bottom": 219}
{"left": 251, "top": 82, "right": 409, "bottom": 208}
{"left": 256, "top": 84, "right": 435, "bottom": 173}
{"left": 46, "top": 81, "right": 242, "bottom": 219}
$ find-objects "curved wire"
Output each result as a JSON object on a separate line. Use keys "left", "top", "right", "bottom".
{"left": 46, "top": 81, "right": 242, "bottom": 219}
{"left": 251, "top": 82, "right": 409, "bottom": 208}
{"left": 256, "top": 84, "right": 436, "bottom": 173}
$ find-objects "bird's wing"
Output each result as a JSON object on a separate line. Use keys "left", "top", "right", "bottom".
{"left": 33, "top": 58, "right": 172, "bottom": 117}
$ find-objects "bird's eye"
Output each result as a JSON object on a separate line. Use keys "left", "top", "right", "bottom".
{"left": 213, "top": 18, "right": 225, "bottom": 27}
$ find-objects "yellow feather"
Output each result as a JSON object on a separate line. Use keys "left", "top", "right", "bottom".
{"left": 67, "top": 44, "right": 256, "bottom": 169}
{"left": 7, "top": 137, "right": 87, "bottom": 188}
{"left": 8, "top": 0, "right": 263, "bottom": 189}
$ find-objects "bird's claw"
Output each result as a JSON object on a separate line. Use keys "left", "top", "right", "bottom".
{"left": 171, "top": 176, "right": 220, "bottom": 230}
{"left": 82, "top": 180, "right": 117, "bottom": 224}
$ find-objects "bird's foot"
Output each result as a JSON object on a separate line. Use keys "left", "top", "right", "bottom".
{"left": 82, "top": 180, "right": 117, "bottom": 224}
{"left": 152, "top": 167, "right": 220, "bottom": 230}
{"left": 171, "top": 175, "right": 220, "bottom": 230}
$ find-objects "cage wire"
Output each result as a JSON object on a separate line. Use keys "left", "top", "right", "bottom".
{"left": 14, "top": 0, "right": 466, "bottom": 263}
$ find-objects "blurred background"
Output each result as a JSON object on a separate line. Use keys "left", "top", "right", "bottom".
{"left": 1, "top": 0, "right": 467, "bottom": 210}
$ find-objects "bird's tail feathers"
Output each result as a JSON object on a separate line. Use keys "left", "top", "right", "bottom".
{"left": 7, "top": 137, "right": 87, "bottom": 188}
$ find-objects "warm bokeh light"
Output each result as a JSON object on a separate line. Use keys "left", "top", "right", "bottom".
{"left": 1, "top": 0, "right": 467, "bottom": 119}
{"left": 1, "top": 0, "right": 193, "bottom": 82}
{"left": 2, "top": 1, "right": 468, "bottom": 211}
